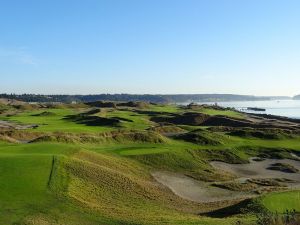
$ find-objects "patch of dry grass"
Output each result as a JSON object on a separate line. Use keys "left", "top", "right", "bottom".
{"left": 61, "top": 150, "right": 244, "bottom": 224}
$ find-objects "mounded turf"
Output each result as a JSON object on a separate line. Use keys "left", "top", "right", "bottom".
{"left": 0, "top": 143, "right": 249, "bottom": 225}
{"left": 0, "top": 103, "right": 299, "bottom": 224}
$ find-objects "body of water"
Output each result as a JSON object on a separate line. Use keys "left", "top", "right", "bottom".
{"left": 196, "top": 100, "right": 300, "bottom": 119}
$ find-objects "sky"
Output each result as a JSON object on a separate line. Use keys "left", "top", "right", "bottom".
{"left": 0, "top": 0, "right": 300, "bottom": 96}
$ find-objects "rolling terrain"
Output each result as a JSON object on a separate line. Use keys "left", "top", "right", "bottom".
{"left": 0, "top": 100, "right": 299, "bottom": 225}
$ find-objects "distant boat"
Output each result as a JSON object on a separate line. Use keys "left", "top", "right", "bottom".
{"left": 247, "top": 107, "right": 266, "bottom": 112}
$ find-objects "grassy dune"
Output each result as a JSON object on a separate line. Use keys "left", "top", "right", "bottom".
{"left": 0, "top": 144, "right": 249, "bottom": 224}
{"left": 0, "top": 103, "right": 299, "bottom": 224}
{"left": 0, "top": 109, "right": 115, "bottom": 132}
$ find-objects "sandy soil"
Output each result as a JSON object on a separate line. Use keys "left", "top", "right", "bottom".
{"left": 152, "top": 171, "right": 253, "bottom": 203}
{"left": 152, "top": 158, "right": 300, "bottom": 203}
{"left": 0, "top": 98, "right": 25, "bottom": 105}
{"left": 0, "top": 120, "right": 37, "bottom": 130}
{"left": 211, "top": 158, "right": 300, "bottom": 188}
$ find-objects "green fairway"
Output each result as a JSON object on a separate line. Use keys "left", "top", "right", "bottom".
{"left": 0, "top": 103, "right": 299, "bottom": 224}
{"left": 0, "top": 142, "right": 248, "bottom": 225}
{"left": 3, "top": 0, "right": 299, "bottom": 222}
{"left": 261, "top": 191, "right": 300, "bottom": 213}
{"left": 0, "top": 154, "right": 54, "bottom": 223}
{"left": 0, "top": 108, "right": 114, "bottom": 133}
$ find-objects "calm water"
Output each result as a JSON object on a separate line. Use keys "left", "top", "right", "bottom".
{"left": 196, "top": 100, "right": 300, "bottom": 119}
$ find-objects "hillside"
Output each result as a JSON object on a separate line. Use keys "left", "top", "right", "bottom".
{"left": 294, "top": 95, "right": 300, "bottom": 100}
{"left": 0, "top": 102, "right": 299, "bottom": 224}
{"left": 0, "top": 93, "right": 292, "bottom": 104}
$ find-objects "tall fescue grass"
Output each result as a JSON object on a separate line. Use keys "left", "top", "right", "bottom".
{"left": 255, "top": 210, "right": 300, "bottom": 225}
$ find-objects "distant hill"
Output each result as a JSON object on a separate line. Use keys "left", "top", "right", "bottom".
{"left": 0, "top": 93, "right": 291, "bottom": 104}
{"left": 268, "top": 96, "right": 292, "bottom": 100}
{"left": 293, "top": 95, "right": 300, "bottom": 100}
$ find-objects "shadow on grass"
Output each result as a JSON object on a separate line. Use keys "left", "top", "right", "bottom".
{"left": 64, "top": 114, "right": 121, "bottom": 127}
{"left": 201, "top": 199, "right": 254, "bottom": 218}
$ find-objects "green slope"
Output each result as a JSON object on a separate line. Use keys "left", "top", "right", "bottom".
{"left": 261, "top": 191, "right": 300, "bottom": 213}
{"left": 0, "top": 103, "right": 299, "bottom": 224}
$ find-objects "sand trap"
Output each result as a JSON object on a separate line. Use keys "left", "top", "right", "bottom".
{"left": 153, "top": 158, "right": 300, "bottom": 203}
{"left": 152, "top": 171, "right": 253, "bottom": 203}
{"left": 0, "top": 120, "right": 37, "bottom": 130}
{"left": 210, "top": 158, "right": 300, "bottom": 188}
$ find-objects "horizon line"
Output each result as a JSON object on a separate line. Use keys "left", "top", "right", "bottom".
{"left": 0, "top": 93, "right": 298, "bottom": 97}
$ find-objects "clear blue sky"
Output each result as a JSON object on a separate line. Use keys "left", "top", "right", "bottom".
{"left": 1, "top": 0, "right": 300, "bottom": 96}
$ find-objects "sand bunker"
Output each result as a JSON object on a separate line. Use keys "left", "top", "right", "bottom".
{"left": 152, "top": 171, "right": 253, "bottom": 203}
{"left": 210, "top": 158, "right": 300, "bottom": 188}
{"left": 0, "top": 120, "right": 37, "bottom": 130}
{"left": 153, "top": 158, "right": 300, "bottom": 203}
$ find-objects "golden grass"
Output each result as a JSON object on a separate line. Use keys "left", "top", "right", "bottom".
{"left": 61, "top": 150, "right": 245, "bottom": 224}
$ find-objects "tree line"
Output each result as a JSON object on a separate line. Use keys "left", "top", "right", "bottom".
{"left": 0, "top": 93, "right": 280, "bottom": 104}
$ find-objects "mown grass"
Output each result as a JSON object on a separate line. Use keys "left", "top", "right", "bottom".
{"left": 63, "top": 150, "right": 251, "bottom": 225}
{"left": 0, "top": 144, "right": 126, "bottom": 224}
{"left": 0, "top": 141, "right": 265, "bottom": 224}
{"left": 0, "top": 108, "right": 114, "bottom": 133}
{"left": 261, "top": 191, "right": 300, "bottom": 213}
{"left": 0, "top": 104, "right": 299, "bottom": 224}
{"left": 0, "top": 142, "right": 78, "bottom": 155}
{"left": 101, "top": 108, "right": 154, "bottom": 130}
{"left": 0, "top": 108, "right": 155, "bottom": 132}
{"left": 0, "top": 104, "right": 245, "bottom": 134}
{"left": 0, "top": 154, "right": 54, "bottom": 224}
{"left": 0, "top": 143, "right": 252, "bottom": 225}
{"left": 147, "top": 104, "right": 182, "bottom": 113}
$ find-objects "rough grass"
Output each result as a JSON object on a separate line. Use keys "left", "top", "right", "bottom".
{"left": 267, "top": 163, "right": 299, "bottom": 173}
{"left": 0, "top": 108, "right": 155, "bottom": 132}
{"left": 64, "top": 150, "right": 247, "bottom": 224}
{"left": 0, "top": 142, "right": 253, "bottom": 225}
{"left": 32, "top": 111, "right": 57, "bottom": 117}
{"left": 148, "top": 125, "right": 186, "bottom": 134}
{"left": 191, "top": 107, "right": 245, "bottom": 119}
{"left": 175, "top": 129, "right": 228, "bottom": 145}
{"left": 0, "top": 103, "right": 300, "bottom": 224}
{"left": 212, "top": 181, "right": 258, "bottom": 192}
{"left": 0, "top": 103, "right": 12, "bottom": 114}
{"left": 30, "top": 130, "right": 168, "bottom": 145}
{"left": 130, "top": 148, "right": 242, "bottom": 182}
{"left": 0, "top": 108, "right": 115, "bottom": 132}
{"left": 228, "top": 128, "right": 296, "bottom": 140}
